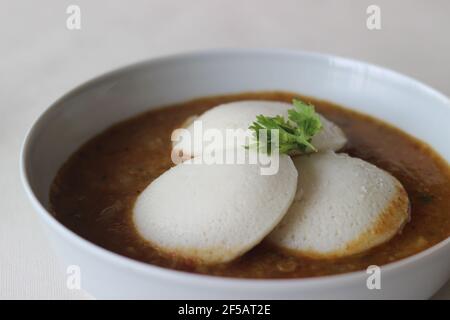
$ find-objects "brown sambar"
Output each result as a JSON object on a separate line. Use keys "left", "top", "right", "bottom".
{"left": 50, "top": 92, "right": 450, "bottom": 279}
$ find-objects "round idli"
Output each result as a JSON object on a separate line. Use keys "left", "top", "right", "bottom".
{"left": 172, "top": 100, "right": 347, "bottom": 159}
{"left": 268, "top": 151, "right": 410, "bottom": 258}
{"left": 133, "top": 153, "right": 298, "bottom": 264}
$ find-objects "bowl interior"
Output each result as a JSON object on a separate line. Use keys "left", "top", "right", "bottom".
{"left": 24, "top": 49, "right": 450, "bottom": 216}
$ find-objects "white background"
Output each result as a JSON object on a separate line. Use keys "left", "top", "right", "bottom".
{"left": 0, "top": 0, "right": 449, "bottom": 299}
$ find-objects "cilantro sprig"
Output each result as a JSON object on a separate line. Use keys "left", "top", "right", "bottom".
{"left": 247, "top": 99, "right": 323, "bottom": 154}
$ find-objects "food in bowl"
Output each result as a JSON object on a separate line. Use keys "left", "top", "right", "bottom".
{"left": 49, "top": 91, "right": 450, "bottom": 279}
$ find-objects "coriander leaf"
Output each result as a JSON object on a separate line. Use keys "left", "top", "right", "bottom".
{"left": 247, "top": 99, "right": 323, "bottom": 154}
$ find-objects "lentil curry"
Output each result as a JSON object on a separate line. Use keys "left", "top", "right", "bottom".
{"left": 50, "top": 92, "right": 450, "bottom": 278}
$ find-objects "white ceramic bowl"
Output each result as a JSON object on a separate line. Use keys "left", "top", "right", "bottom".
{"left": 21, "top": 49, "right": 450, "bottom": 299}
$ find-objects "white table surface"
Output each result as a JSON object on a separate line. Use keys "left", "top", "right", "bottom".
{"left": 0, "top": 0, "right": 449, "bottom": 299}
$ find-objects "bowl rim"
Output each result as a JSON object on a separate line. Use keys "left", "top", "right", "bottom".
{"left": 20, "top": 48, "right": 450, "bottom": 289}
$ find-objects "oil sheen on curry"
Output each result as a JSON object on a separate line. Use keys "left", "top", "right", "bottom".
{"left": 50, "top": 92, "right": 450, "bottom": 279}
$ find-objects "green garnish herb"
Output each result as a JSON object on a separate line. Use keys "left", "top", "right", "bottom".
{"left": 247, "top": 99, "right": 323, "bottom": 154}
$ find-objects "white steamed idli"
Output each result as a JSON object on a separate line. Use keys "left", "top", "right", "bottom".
{"left": 172, "top": 100, "right": 347, "bottom": 159}
{"left": 268, "top": 151, "right": 410, "bottom": 258}
{"left": 133, "top": 153, "right": 298, "bottom": 264}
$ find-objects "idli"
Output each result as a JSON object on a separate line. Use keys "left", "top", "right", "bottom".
{"left": 268, "top": 151, "right": 410, "bottom": 258}
{"left": 172, "top": 100, "right": 347, "bottom": 159}
{"left": 133, "top": 153, "right": 298, "bottom": 264}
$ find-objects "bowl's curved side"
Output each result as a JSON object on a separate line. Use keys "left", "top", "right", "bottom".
{"left": 20, "top": 49, "right": 450, "bottom": 299}
{"left": 34, "top": 215, "right": 450, "bottom": 299}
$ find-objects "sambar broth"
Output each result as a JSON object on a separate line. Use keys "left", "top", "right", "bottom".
{"left": 50, "top": 92, "right": 450, "bottom": 278}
